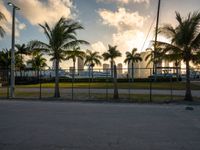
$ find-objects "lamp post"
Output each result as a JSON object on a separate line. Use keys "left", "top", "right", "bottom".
{"left": 8, "top": 2, "right": 20, "bottom": 98}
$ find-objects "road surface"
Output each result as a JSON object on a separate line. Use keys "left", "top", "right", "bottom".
{"left": 0, "top": 100, "right": 200, "bottom": 150}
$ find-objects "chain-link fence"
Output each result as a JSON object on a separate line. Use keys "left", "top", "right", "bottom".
{"left": 0, "top": 67, "right": 200, "bottom": 102}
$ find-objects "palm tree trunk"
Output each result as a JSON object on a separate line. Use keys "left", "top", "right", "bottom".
{"left": 184, "top": 59, "right": 192, "bottom": 101}
{"left": 73, "top": 60, "right": 75, "bottom": 84}
{"left": 54, "top": 59, "right": 60, "bottom": 98}
{"left": 20, "top": 53, "right": 23, "bottom": 78}
{"left": 91, "top": 66, "right": 94, "bottom": 82}
{"left": 73, "top": 60, "right": 76, "bottom": 78}
{"left": 175, "top": 61, "right": 179, "bottom": 81}
{"left": 113, "top": 64, "right": 119, "bottom": 99}
{"left": 37, "top": 68, "right": 39, "bottom": 83}
{"left": 111, "top": 60, "right": 114, "bottom": 78}
{"left": 131, "top": 62, "right": 134, "bottom": 82}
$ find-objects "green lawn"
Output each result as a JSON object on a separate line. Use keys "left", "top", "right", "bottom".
{"left": 1, "top": 81, "right": 200, "bottom": 102}
{"left": 16, "top": 82, "right": 200, "bottom": 90}
{"left": 0, "top": 90, "right": 189, "bottom": 103}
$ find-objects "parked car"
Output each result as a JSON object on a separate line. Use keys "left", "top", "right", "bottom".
{"left": 149, "top": 73, "right": 177, "bottom": 81}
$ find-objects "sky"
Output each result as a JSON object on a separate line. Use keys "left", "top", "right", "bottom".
{"left": 0, "top": 0, "right": 200, "bottom": 69}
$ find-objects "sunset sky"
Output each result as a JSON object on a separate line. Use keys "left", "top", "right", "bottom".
{"left": 0, "top": 0, "right": 200, "bottom": 69}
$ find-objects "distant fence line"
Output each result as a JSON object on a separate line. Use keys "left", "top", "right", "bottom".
{"left": 0, "top": 67, "right": 200, "bottom": 101}
{"left": 1, "top": 67, "right": 200, "bottom": 79}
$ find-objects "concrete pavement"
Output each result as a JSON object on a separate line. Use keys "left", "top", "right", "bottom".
{"left": 0, "top": 100, "right": 200, "bottom": 150}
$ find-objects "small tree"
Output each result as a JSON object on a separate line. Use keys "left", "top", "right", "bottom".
{"left": 102, "top": 45, "right": 121, "bottom": 78}
{"left": 124, "top": 48, "right": 142, "bottom": 82}
{"left": 15, "top": 44, "right": 31, "bottom": 77}
{"left": 65, "top": 46, "right": 85, "bottom": 79}
{"left": 102, "top": 45, "right": 121, "bottom": 99}
{"left": 84, "top": 50, "right": 102, "bottom": 80}
{"left": 27, "top": 51, "right": 47, "bottom": 79}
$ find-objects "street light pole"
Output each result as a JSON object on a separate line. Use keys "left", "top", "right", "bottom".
{"left": 8, "top": 2, "right": 20, "bottom": 98}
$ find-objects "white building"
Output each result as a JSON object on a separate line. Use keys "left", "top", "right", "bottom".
{"left": 77, "top": 57, "right": 84, "bottom": 73}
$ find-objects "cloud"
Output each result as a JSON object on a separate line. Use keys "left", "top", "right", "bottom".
{"left": 18, "top": 23, "right": 26, "bottom": 30}
{"left": 91, "top": 41, "right": 107, "bottom": 52}
{"left": 98, "top": 7, "right": 150, "bottom": 53}
{"left": 113, "top": 29, "right": 147, "bottom": 52}
{"left": 8, "top": 0, "right": 75, "bottom": 26}
{"left": 97, "top": 0, "right": 150, "bottom": 4}
{"left": 98, "top": 8, "right": 148, "bottom": 31}
{"left": 0, "top": 1, "right": 26, "bottom": 37}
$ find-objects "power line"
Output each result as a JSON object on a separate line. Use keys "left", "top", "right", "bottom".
{"left": 140, "top": 15, "right": 156, "bottom": 51}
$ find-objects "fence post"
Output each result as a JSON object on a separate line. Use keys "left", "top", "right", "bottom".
{"left": 150, "top": 68, "right": 152, "bottom": 102}
{"left": 88, "top": 67, "right": 91, "bottom": 100}
{"left": 106, "top": 69, "right": 108, "bottom": 100}
{"left": 39, "top": 69, "right": 42, "bottom": 99}
{"left": 170, "top": 75, "right": 173, "bottom": 101}
{"left": 128, "top": 70, "right": 131, "bottom": 101}
{"left": 71, "top": 68, "right": 74, "bottom": 101}
{"left": 7, "top": 68, "right": 10, "bottom": 99}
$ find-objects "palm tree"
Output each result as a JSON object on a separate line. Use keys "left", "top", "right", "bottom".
{"left": 145, "top": 47, "right": 164, "bottom": 70}
{"left": 161, "top": 49, "right": 182, "bottom": 80}
{"left": 84, "top": 50, "right": 102, "bottom": 80}
{"left": 102, "top": 45, "right": 122, "bottom": 78}
{"left": 0, "top": 49, "right": 24, "bottom": 70}
{"left": 124, "top": 48, "right": 142, "bottom": 82}
{"left": 157, "top": 11, "right": 200, "bottom": 101}
{"left": 193, "top": 51, "right": 200, "bottom": 66}
{"left": 31, "top": 17, "right": 89, "bottom": 97}
{"left": 27, "top": 51, "right": 47, "bottom": 79}
{"left": 15, "top": 44, "right": 31, "bottom": 77}
{"left": 65, "top": 46, "right": 85, "bottom": 78}
{"left": 0, "top": 50, "right": 8, "bottom": 69}
{"left": 102, "top": 45, "right": 121, "bottom": 99}
{"left": 0, "top": 12, "right": 6, "bottom": 38}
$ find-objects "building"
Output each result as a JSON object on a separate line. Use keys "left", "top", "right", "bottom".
{"left": 69, "top": 67, "right": 75, "bottom": 74}
{"left": 103, "top": 64, "right": 109, "bottom": 72}
{"left": 117, "top": 63, "right": 123, "bottom": 75}
{"left": 128, "top": 50, "right": 184, "bottom": 78}
{"left": 77, "top": 57, "right": 84, "bottom": 73}
{"left": 128, "top": 51, "right": 153, "bottom": 78}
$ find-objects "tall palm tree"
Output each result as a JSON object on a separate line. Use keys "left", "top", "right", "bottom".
{"left": 27, "top": 51, "right": 47, "bottom": 79}
{"left": 124, "top": 48, "right": 142, "bottom": 82}
{"left": 84, "top": 50, "right": 102, "bottom": 79}
{"left": 0, "top": 12, "right": 6, "bottom": 38}
{"left": 157, "top": 11, "right": 200, "bottom": 101}
{"left": 102, "top": 45, "right": 121, "bottom": 99}
{"left": 65, "top": 46, "right": 85, "bottom": 78}
{"left": 31, "top": 17, "right": 89, "bottom": 97}
{"left": 15, "top": 44, "right": 31, "bottom": 77}
{"left": 102, "top": 45, "right": 122, "bottom": 78}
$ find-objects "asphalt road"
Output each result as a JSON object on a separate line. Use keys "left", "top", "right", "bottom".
{"left": 0, "top": 100, "right": 200, "bottom": 150}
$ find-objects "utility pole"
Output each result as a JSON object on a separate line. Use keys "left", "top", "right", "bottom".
{"left": 154, "top": 0, "right": 161, "bottom": 75}
{"left": 8, "top": 2, "right": 20, "bottom": 98}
